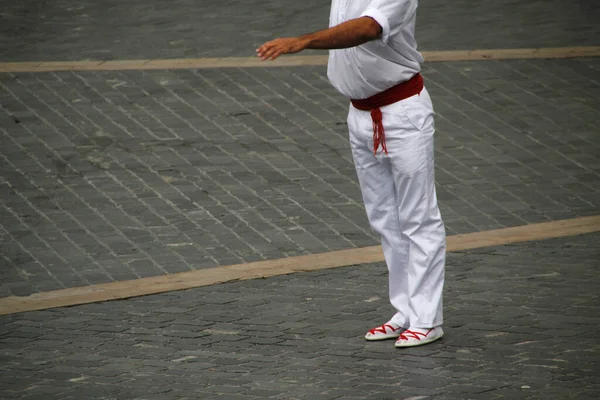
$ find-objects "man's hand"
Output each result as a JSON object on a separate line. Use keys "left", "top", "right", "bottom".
{"left": 256, "top": 17, "right": 381, "bottom": 62}
{"left": 256, "top": 38, "right": 307, "bottom": 61}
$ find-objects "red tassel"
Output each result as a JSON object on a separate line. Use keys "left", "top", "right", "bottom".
{"left": 370, "top": 108, "right": 387, "bottom": 155}
{"left": 350, "top": 73, "right": 424, "bottom": 158}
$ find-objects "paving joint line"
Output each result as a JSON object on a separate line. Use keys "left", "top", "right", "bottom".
{"left": 0, "top": 47, "right": 599, "bottom": 73}
{"left": 0, "top": 215, "right": 599, "bottom": 316}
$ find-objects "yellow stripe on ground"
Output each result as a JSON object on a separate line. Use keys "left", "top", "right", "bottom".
{"left": 0, "top": 46, "right": 599, "bottom": 73}
{"left": 1, "top": 215, "right": 599, "bottom": 316}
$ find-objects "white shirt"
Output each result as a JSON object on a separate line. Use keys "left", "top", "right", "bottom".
{"left": 327, "top": 0, "right": 424, "bottom": 99}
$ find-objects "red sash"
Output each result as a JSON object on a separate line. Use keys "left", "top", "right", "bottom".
{"left": 350, "top": 73, "right": 424, "bottom": 155}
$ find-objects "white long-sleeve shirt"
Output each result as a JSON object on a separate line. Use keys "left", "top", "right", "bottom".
{"left": 327, "top": 0, "right": 424, "bottom": 99}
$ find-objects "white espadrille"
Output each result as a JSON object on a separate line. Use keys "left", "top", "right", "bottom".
{"left": 364, "top": 322, "right": 405, "bottom": 341}
{"left": 394, "top": 326, "right": 444, "bottom": 347}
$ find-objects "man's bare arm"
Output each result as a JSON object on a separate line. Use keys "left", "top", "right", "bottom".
{"left": 256, "top": 17, "right": 382, "bottom": 61}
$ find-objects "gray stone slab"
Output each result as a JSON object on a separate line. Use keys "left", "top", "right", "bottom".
{"left": 1, "top": 0, "right": 599, "bottom": 62}
{"left": 2, "top": 58, "right": 600, "bottom": 295}
{"left": 0, "top": 234, "right": 599, "bottom": 399}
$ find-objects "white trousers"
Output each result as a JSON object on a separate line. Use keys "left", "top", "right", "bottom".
{"left": 348, "top": 87, "right": 445, "bottom": 329}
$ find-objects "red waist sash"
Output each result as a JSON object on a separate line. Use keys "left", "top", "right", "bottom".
{"left": 350, "top": 73, "right": 424, "bottom": 155}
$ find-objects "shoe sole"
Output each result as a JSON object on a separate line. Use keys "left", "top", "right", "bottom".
{"left": 364, "top": 333, "right": 401, "bottom": 341}
{"left": 394, "top": 332, "right": 444, "bottom": 348}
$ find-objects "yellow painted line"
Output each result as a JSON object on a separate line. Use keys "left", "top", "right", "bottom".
{"left": 0, "top": 46, "right": 599, "bottom": 73}
{"left": 0, "top": 215, "right": 599, "bottom": 316}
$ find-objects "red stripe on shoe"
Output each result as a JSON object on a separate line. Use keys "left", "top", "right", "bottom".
{"left": 368, "top": 324, "right": 400, "bottom": 335}
{"left": 398, "top": 329, "right": 433, "bottom": 341}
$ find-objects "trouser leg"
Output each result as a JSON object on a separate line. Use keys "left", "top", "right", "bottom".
{"left": 349, "top": 129, "right": 411, "bottom": 328}
{"left": 348, "top": 88, "right": 445, "bottom": 328}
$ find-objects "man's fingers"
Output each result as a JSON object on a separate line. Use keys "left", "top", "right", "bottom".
{"left": 270, "top": 50, "right": 282, "bottom": 61}
{"left": 256, "top": 43, "right": 269, "bottom": 58}
{"left": 258, "top": 44, "right": 282, "bottom": 61}
{"left": 257, "top": 39, "right": 296, "bottom": 61}
{"left": 256, "top": 44, "right": 271, "bottom": 59}
{"left": 256, "top": 43, "right": 271, "bottom": 58}
{"left": 259, "top": 46, "right": 275, "bottom": 60}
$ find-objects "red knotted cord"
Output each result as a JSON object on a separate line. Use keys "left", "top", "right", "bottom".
{"left": 370, "top": 108, "right": 387, "bottom": 155}
{"left": 351, "top": 73, "right": 424, "bottom": 156}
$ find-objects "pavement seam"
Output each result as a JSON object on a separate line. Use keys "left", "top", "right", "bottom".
{"left": 0, "top": 47, "right": 599, "bottom": 73}
{"left": 0, "top": 215, "right": 599, "bottom": 316}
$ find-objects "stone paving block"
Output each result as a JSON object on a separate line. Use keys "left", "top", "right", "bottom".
{"left": 2, "top": 0, "right": 600, "bottom": 61}
{"left": 1, "top": 234, "right": 599, "bottom": 399}
{"left": 0, "top": 1, "right": 599, "bottom": 308}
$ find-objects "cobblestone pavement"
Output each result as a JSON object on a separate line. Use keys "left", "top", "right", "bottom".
{"left": 1, "top": 58, "right": 599, "bottom": 296}
{"left": 1, "top": 0, "right": 600, "bottom": 398}
{"left": 1, "top": 0, "right": 599, "bottom": 61}
{"left": 1, "top": 233, "right": 599, "bottom": 400}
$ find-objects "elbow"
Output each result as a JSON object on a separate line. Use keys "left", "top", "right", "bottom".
{"left": 362, "top": 17, "right": 383, "bottom": 41}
